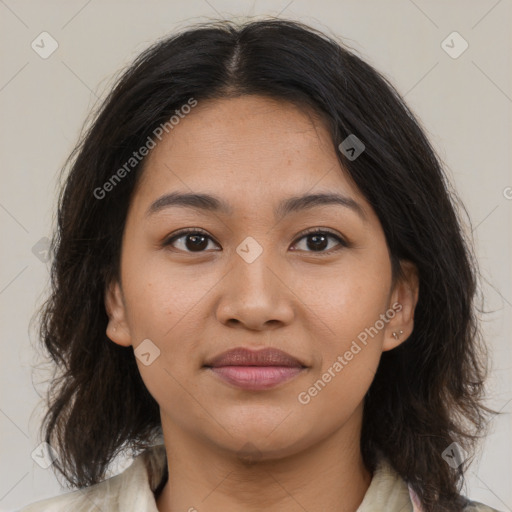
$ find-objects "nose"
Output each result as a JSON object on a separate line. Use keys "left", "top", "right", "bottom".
{"left": 215, "top": 246, "right": 295, "bottom": 331}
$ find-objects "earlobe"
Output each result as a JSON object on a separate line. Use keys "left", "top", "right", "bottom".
{"left": 382, "top": 260, "right": 419, "bottom": 351}
{"left": 104, "top": 280, "right": 132, "bottom": 347}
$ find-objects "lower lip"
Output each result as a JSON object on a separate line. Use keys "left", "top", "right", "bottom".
{"left": 207, "top": 366, "right": 305, "bottom": 390}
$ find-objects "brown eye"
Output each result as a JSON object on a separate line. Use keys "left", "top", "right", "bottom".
{"left": 291, "top": 230, "right": 347, "bottom": 254}
{"left": 163, "top": 228, "right": 348, "bottom": 255}
{"left": 163, "top": 229, "right": 219, "bottom": 253}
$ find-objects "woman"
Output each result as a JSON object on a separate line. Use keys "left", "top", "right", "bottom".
{"left": 19, "top": 18, "right": 499, "bottom": 512}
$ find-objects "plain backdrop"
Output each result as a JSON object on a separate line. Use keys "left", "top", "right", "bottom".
{"left": 0, "top": 1, "right": 511, "bottom": 511}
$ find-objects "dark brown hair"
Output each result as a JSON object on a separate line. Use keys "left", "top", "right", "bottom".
{"left": 37, "top": 18, "right": 496, "bottom": 511}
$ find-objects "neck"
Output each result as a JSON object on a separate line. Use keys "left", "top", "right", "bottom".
{"left": 156, "top": 405, "right": 372, "bottom": 512}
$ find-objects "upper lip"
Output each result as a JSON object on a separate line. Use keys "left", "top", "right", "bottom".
{"left": 204, "top": 347, "right": 306, "bottom": 368}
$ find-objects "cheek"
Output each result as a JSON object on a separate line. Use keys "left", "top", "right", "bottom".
{"left": 294, "top": 249, "right": 392, "bottom": 400}
{"left": 122, "top": 252, "right": 214, "bottom": 339}
{"left": 296, "top": 275, "right": 387, "bottom": 419}
{"left": 296, "top": 255, "right": 392, "bottom": 342}
{"left": 122, "top": 260, "right": 210, "bottom": 419}
{"left": 120, "top": 252, "right": 218, "bottom": 394}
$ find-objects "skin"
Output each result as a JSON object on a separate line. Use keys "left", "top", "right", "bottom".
{"left": 105, "top": 95, "right": 419, "bottom": 512}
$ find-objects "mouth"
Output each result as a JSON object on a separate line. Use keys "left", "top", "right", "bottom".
{"left": 203, "top": 347, "right": 308, "bottom": 391}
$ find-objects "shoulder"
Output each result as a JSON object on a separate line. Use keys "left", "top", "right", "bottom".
{"left": 409, "top": 480, "right": 502, "bottom": 512}
{"left": 462, "top": 499, "right": 503, "bottom": 512}
{"left": 17, "top": 488, "right": 106, "bottom": 512}
{"left": 373, "top": 454, "right": 502, "bottom": 512}
{"left": 17, "top": 468, "right": 128, "bottom": 512}
{"left": 17, "top": 444, "right": 167, "bottom": 512}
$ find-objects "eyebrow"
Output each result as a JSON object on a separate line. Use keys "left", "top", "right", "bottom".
{"left": 145, "top": 191, "right": 367, "bottom": 222}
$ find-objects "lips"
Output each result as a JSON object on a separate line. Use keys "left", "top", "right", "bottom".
{"left": 203, "top": 347, "right": 306, "bottom": 368}
{"left": 203, "top": 347, "right": 307, "bottom": 391}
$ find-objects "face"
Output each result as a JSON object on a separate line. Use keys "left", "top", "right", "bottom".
{"left": 105, "top": 95, "right": 418, "bottom": 461}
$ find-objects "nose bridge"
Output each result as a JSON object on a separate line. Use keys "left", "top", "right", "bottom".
{"left": 215, "top": 235, "right": 294, "bottom": 329}
{"left": 232, "top": 235, "right": 281, "bottom": 297}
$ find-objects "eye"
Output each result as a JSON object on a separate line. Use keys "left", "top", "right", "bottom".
{"left": 163, "top": 228, "right": 220, "bottom": 253}
{"left": 162, "top": 228, "right": 349, "bottom": 254}
{"left": 291, "top": 229, "right": 348, "bottom": 254}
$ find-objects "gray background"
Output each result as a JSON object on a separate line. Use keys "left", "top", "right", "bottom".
{"left": 0, "top": 0, "right": 511, "bottom": 510}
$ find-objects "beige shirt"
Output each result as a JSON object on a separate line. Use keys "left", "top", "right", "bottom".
{"left": 18, "top": 444, "right": 500, "bottom": 512}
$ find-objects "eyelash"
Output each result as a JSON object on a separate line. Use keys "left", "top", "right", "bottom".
{"left": 162, "top": 227, "right": 350, "bottom": 255}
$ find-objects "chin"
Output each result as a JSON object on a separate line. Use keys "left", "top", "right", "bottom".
{"left": 211, "top": 422, "right": 311, "bottom": 459}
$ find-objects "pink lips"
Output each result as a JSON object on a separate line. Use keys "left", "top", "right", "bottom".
{"left": 204, "top": 347, "right": 307, "bottom": 391}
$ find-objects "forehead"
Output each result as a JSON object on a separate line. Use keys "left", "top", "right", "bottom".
{"left": 132, "top": 95, "right": 370, "bottom": 218}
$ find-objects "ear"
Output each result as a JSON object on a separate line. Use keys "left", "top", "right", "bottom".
{"left": 382, "top": 260, "right": 419, "bottom": 351}
{"left": 104, "top": 279, "right": 132, "bottom": 347}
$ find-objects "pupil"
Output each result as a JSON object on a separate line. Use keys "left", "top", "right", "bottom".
{"left": 308, "top": 234, "right": 327, "bottom": 251}
{"left": 183, "top": 233, "right": 329, "bottom": 252}
{"left": 186, "top": 234, "right": 208, "bottom": 251}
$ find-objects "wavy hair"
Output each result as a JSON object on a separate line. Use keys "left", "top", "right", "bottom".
{"left": 37, "top": 18, "right": 495, "bottom": 511}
